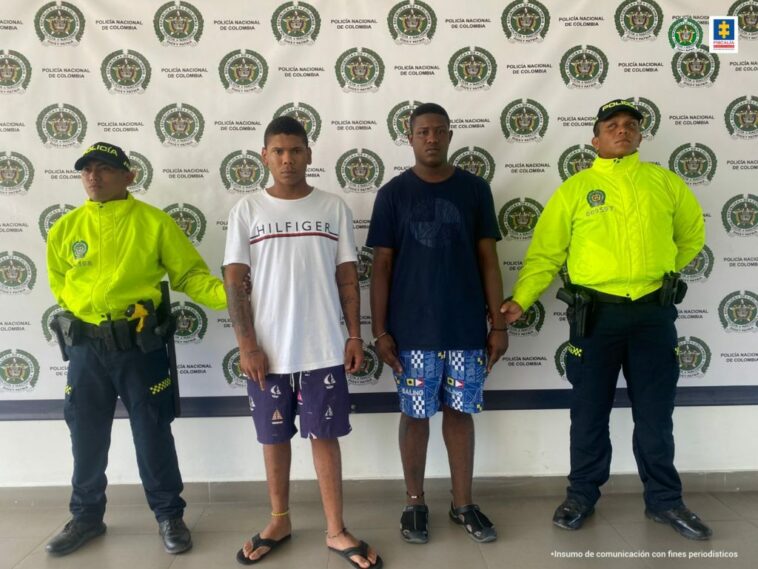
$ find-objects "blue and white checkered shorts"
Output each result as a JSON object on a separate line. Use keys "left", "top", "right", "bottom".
{"left": 394, "top": 349, "right": 486, "bottom": 418}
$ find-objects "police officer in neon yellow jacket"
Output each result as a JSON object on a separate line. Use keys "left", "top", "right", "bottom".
{"left": 45, "top": 142, "right": 225, "bottom": 557}
{"left": 501, "top": 100, "right": 711, "bottom": 541}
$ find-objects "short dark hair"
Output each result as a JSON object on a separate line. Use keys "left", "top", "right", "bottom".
{"left": 409, "top": 102, "right": 450, "bottom": 130}
{"left": 263, "top": 115, "right": 308, "bottom": 147}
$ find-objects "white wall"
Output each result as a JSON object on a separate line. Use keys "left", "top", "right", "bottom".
{"left": 2, "top": 406, "right": 757, "bottom": 486}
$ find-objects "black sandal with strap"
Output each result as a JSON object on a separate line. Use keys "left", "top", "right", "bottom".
{"left": 400, "top": 504, "right": 429, "bottom": 544}
{"left": 449, "top": 503, "right": 497, "bottom": 543}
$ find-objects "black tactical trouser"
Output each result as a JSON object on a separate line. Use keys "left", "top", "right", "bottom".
{"left": 63, "top": 339, "right": 184, "bottom": 523}
{"left": 564, "top": 302, "right": 684, "bottom": 513}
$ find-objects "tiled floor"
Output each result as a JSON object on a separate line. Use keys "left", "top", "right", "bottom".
{"left": 2, "top": 488, "right": 758, "bottom": 568}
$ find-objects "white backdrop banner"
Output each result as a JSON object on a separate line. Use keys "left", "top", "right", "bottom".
{"left": 0, "top": 0, "right": 756, "bottom": 411}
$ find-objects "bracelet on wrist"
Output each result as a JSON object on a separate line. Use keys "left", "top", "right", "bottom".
{"left": 373, "top": 331, "right": 390, "bottom": 343}
{"left": 346, "top": 336, "right": 363, "bottom": 343}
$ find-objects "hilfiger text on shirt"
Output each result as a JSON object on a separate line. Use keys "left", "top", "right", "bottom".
{"left": 249, "top": 220, "right": 338, "bottom": 245}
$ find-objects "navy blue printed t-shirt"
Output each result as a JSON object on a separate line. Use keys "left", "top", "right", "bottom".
{"left": 366, "top": 167, "right": 501, "bottom": 351}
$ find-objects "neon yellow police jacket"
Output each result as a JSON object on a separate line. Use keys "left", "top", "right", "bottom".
{"left": 47, "top": 193, "right": 226, "bottom": 324}
{"left": 512, "top": 152, "right": 705, "bottom": 311}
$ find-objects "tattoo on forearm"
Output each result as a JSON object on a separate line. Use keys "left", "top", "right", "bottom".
{"left": 225, "top": 281, "right": 255, "bottom": 339}
{"left": 337, "top": 275, "right": 360, "bottom": 334}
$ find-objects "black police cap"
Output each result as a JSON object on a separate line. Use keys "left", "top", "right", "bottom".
{"left": 595, "top": 99, "right": 644, "bottom": 125}
{"left": 74, "top": 142, "right": 131, "bottom": 171}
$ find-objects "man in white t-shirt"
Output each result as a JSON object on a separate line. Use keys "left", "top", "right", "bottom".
{"left": 223, "top": 116, "right": 382, "bottom": 569}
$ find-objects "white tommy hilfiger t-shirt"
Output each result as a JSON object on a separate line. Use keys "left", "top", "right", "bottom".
{"left": 224, "top": 188, "right": 358, "bottom": 374}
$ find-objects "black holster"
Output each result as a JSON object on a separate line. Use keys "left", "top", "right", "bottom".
{"left": 128, "top": 299, "right": 165, "bottom": 353}
{"left": 557, "top": 287, "right": 594, "bottom": 338}
{"left": 659, "top": 271, "right": 687, "bottom": 306}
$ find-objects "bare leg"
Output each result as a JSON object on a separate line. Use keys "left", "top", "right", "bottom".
{"left": 442, "top": 406, "right": 474, "bottom": 508}
{"left": 399, "top": 414, "right": 430, "bottom": 505}
{"left": 240, "top": 442, "right": 292, "bottom": 561}
{"left": 312, "top": 438, "right": 379, "bottom": 568}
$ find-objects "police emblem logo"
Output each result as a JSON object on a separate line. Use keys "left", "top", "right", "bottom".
{"left": 509, "top": 301, "right": 545, "bottom": 337}
{"left": 448, "top": 46, "right": 497, "bottom": 91}
{"left": 335, "top": 47, "right": 385, "bottom": 93}
{"left": 222, "top": 347, "right": 246, "bottom": 387}
{"left": 668, "top": 17, "right": 703, "bottom": 51}
{"left": 127, "top": 151, "right": 153, "bottom": 194}
{"left": 558, "top": 144, "right": 597, "bottom": 181}
{"left": 155, "top": 102, "right": 204, "bottom": 146}
{"left": 677, "top": 336, "right": 711, "bottom": 377}
{"left": 0, "top": 349, "right": 40, "bottom": 392}
{"left": 719, "top": 290, "right": 758, "bottom": 332}
{"left": 220, "top": 150, "right": 269, "bottom": 193}
{"left": 671, "top": 46, "right": 720, "bottom": 87}
{"left": 38, "top": 204, "right": 74, "bottom": 241}
{"left": 347, "top": 344, "right": 384, "bottom": 386}
{"left": 163, "top": 203, "right": 206, "bottom": 245}
{"left": 554, "top": 341, "right": 570, "bottom": 378}
{"left": 450, "top": 146, "right": 496, "bottom": 183}
{"left": 356, "top": 246, "right": 373, "bottom": 289}
{"left": 722, "top": 194, "right": 758, "bottom": 237}
{"left": 70, "top": 240, "right": 87, "bottom": 260}
{"left": 219, "top": 49, "right": 268, "bottom": 93}
{"left": 0, "top": 251, "right": 36, "bottom": 295}
{"left": 388, "top": 0, "right": 436, "bottom": 45}
{"left": 669, "top": 143, "right": 717, "bottom": 185}
{"left": 681, "top": 244, "right": 715, "bottom": 282}
{"left": 725, "top": 96, "right": 758, "bottom": 139}
{"left": 170, "top": 301, "right": 207, "bottom": 344}
{"left": 502, "top": 0, "right": 550, "bottom": 43}
{"left": 0, "top": 152, "right": 34, "bottom": 195}
{"left": 615, "top": 0, "right": 663, "bottom": 40}
{"left": 498, "top": 198, "right": 543, "bottom": 240}
{"left": 729, "top": 0, "right": 758, "bottom": 39}
{"left": 626, "top": 96, "right": 661, "bottom": 139}
{"left": 336, "top": 148, "right": 384, "bottom": 193}
{"left": 0, "top": 50, "right": 32, "bottom": 94}
{"left": 154, "top": 1, "right": 203, "bottom": 46}
{"left": 387, "top": 100, "right": 419, "bottom": 145}
{"left": 500, "top": 99, "right": 549, "bottom": 143}
{"left": 41, "top": 304, "right": 65, "bottom": 345}
{"left": 36, "top": 103, "right": 87, "bottom": 148}
{"left": 101, "top": 49, "right": 151, "bottom": 94}
{"left": 35, "top": 1, "right": 85, "bottom": 46}
{"left": 274, "top": 102, "right": 322, "bottom": 144}
{"left": 560, "top": 45, "right": 609, "bottom": 89}
{"left": 586, "top": 189, "right": 606, "bottom": 208}
{"left": 272, "top": 1, "right": 321, "bottom": 45}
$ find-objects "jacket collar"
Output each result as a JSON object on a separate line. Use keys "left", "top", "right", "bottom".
{"left": 590, "top": 151, "right": 640, "bottom": 173}
{"left": 84, "top": 191, "right": 135, "bottom": 211}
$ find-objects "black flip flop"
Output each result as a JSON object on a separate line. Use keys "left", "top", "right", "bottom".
{"left": 235, "top": 533, "right": 291, "bottom": 565}
{"left": 328, "top": 540, "right": 383, "bottom": 569}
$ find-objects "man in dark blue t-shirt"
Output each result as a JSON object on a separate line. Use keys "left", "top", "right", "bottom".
{"left": 367, "top": 102, "right": 508, "bottom": 545}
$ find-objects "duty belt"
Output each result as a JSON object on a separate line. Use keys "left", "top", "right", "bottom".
{"left": 80, "top": 319, "right": 139, "bottom": 351}
{"left": 582, "top": 288, "right": 661, "bottom": 304}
